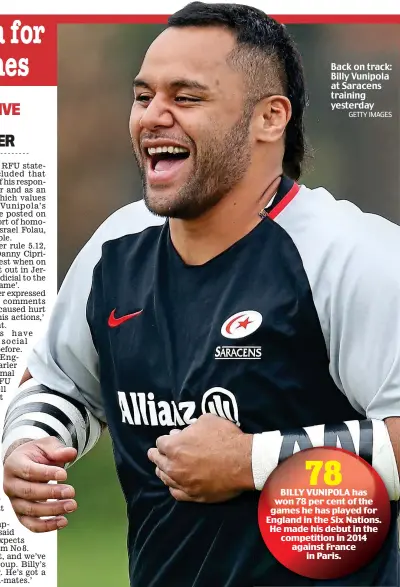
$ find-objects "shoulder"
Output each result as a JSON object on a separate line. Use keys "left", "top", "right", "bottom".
{"left": 73, "top": 199, "right": 165, "bottom": 269}
{"left": 279, "top": 187, "right": 400, "bottom": 419}
{"left": 56, "top": 200, "right": 164, "bottom": 298}
{"left": 86, "top": 199, "right": 164, "bottom": 250}
{"left": 274, "top": 183, "right": 400, "bottom": 281}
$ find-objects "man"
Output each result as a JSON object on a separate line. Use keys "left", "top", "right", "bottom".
{"left": 2, "top": 3, "right": 400, "bottom": 586}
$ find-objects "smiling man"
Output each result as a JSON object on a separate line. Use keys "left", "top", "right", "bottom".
{"left": 2, "top": 3, "right": 400, "bottom": 587}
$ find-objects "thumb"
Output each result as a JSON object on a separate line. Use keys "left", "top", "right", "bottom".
{"left": 35, "top": 437, "right": 78, "bottom": 464}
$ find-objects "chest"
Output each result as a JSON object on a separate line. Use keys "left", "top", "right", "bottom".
{"left": 88, "top": 225, "right": 355, "bottom": 434}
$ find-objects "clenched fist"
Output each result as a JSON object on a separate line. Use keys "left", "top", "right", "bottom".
{"left": 3, "top": 437, "right": 78, "bottom": 533}
{"left": 148, "top": 414, "right": 254, "bottom": 503}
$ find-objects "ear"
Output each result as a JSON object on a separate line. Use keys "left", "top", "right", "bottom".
{"left": 253, "top": 95, "right": 292, "bottom": 144}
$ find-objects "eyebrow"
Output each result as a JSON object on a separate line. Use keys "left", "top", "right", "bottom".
{"left": 133, "top": 78, "right": 210, "bottom": 92}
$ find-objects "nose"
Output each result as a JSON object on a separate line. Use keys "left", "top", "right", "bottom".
{"left": 139, "top": 96, "right": 174, "bottom": 131}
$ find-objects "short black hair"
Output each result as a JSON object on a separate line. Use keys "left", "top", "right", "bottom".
{"left": 168, "top": 2, "right": 309, "bottom": 180}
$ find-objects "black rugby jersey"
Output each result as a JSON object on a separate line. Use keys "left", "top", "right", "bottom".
{"left": 26, "top": 177, "right": 400, "bottom": 586}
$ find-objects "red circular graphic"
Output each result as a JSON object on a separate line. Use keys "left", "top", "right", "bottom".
{"left": 258, "top": 447, "right": 391, "bottom": 580}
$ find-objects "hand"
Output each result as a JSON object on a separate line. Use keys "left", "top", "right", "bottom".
{"left": 3, "top": 437, "right": 78, "bottom": 532}
{"left": 148, "top": 414, "right": 254, "bottom": 503}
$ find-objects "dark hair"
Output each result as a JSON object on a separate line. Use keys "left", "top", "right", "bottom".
{"left": 168, "top": 2, "right": 309, "bottom": 180}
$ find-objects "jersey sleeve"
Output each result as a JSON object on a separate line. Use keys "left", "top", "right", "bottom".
{"left": 2, "top": 223, "right": 107, "bottom": 460}
{"left": 327, "top": 212, "right": 400, "bottom": 420}
{"left": 27, "top": 200, "right": 163, "bottom": 421}
{"left": 26, "top": 230, "right": 105, "bottom": 421}
{"left": 2, "top": 200, "right": 163, "bottom": 459}
{"left": 275, "top": 186, "right": 400, "bottom": 421}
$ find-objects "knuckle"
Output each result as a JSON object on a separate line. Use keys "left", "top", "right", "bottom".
{"left": 163, "top": 462, "right": 173, "bottom": 477}
{"left": 21, "top": 482, "right": 34, "bottom": 500}
{"left": 49, "top": 485, "right": 59, "bottom": 499}
{"left": 41, "top": 465, "right": 52, "bottom": 482}
{"left": 21, "top": 461, "right": 32, "bottom": 481}
{"left": 8, "top": 479, "right": 22, "bottom": 497}
{"left": 170, "top": 444, "right": 181, "bottom": 460}
{"left": 3, "top": 480, "right": 11, "bottom": 497}
{"left": 156, "top": 437, "right": 166, "bottom": 452}
{"left": 8, "top": 480, "right": 19, "bottom": 499}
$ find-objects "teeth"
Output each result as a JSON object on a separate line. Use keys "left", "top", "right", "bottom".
{"left": 147, "top": 146, "right": 189, "bottom": 155}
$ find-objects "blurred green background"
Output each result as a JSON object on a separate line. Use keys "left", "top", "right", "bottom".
{"left": 58, "top": 433, "right": 129, "bottom": 586}
{"left": 57, "top": 22, "right": 399, "bottom": 587}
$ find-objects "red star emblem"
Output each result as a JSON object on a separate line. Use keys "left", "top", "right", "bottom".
{"left": 236, "top": 317, "right": 253, "bottom": 330}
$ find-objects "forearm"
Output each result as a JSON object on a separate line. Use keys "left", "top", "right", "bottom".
{"left": 2, "top": 378, "right": 103, "bottom": 465}
{"left": 246, "top": 419, "right": 399, "bottom": 500}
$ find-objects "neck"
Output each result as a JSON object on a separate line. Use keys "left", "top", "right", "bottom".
{"left": 169, "top": 169, "right": 282, "bottom": 266}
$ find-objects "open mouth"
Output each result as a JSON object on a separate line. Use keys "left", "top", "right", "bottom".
{"left": 146, "top": 146, "right": 190, "bottom": 175}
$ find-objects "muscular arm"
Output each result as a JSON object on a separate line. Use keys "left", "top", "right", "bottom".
{"left": 147, "top": 414, "right": 400, "bottom": 503}
{"left": 3, "top": 369, "right": 36, "bottom": 461}
{"left": 2, "top": 371, "right": 102, "bottom": 464}
{"left": 1, "top": 203, "right": 145, "bottom": 531}
{"left": 2, "top": 369, "right": 79, "bottom": 534}
{"left": 2, "top": 370, "right": 103, "bottom": 532}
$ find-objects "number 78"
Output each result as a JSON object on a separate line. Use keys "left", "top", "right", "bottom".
{"left": 305, "top": 460, "right": 342, "bottom": 486}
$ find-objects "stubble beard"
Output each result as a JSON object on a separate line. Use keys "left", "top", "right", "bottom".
{"left": 133, "top": 110, "right": 253, "bottom": 220}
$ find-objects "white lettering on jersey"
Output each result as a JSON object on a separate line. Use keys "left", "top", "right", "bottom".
{"left": 117, "top": 387, "right": 240, "bottom": 427}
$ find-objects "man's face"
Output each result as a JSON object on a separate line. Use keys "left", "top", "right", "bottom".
{"left": 129, "top": 26, "right": 254, "bottom": 219}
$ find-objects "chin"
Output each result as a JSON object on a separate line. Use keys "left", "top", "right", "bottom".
{"left": 143, "top": 194, "right": 178, "bottom": 219}
{"left": 143, "top": 183, "right": 186, "bottom": 218}
{"left": 144, "top": 196, "right": 200, "bottom": 221}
